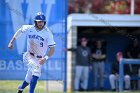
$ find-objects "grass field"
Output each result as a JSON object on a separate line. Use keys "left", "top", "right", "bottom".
{"left": 0, "top": 80, "right": 47, "bottom": 93}
{"left": 0, "top": 80, "right": 140, "bottom": 93}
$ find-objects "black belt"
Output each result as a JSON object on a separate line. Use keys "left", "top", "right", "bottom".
{"left": 30, "top": 52, "right": 42, "bottom": 58}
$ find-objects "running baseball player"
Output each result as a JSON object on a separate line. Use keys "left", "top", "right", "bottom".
{"left": 8, "top": 12, "right": 56, "bottom": 93}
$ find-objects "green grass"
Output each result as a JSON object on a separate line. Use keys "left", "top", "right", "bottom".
{"left": 0, "top": 80, "right": 140, "bottom": 93}
{"left": 0, "top": 80, "right": 47, "bottom": 93}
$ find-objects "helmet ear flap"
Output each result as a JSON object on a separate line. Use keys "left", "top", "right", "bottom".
{"left": 44, "top": 22, "right": 46, "bottom": 25}
{"left": 34, "top": 21, "right": 37, "bottom": 26}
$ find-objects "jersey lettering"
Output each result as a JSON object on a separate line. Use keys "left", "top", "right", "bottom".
{"left": 28, "top": 35, "right": 44, "bottom": 41}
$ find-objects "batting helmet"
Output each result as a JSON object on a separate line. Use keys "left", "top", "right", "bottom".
{"left": 34, "top": 12, "right": 46, "bottom": 22}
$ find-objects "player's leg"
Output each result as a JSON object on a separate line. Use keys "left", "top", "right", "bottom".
{"left": 81, "top": 66, "right": 89, "bottom": 91}
{"left": 29, "top": 75, "right": 39, "bottom": 93}
{"left": 124, "top": 75, "right": 130, "bottom": 90}
{"left": 98, "top": 62, "right": 105, "bottom": 90}
{"left": 18, "top": 81, "right": 29, "bottom": 93}
{"left": 18, "top": 52, "right": 33, "bottom": 93}
{"left": 93, "top": 62, "right": 98, "bottom": 90}
{"left": 17, "top": 69, "right": 32, "bottom": 93}
{"left": 29, "top": 58, "right": 42, "bottom": 93}
{"left": 109, "top": 74, "right": 116, "bottom": 91}
{"left": 74, "top": 66, "right": 82, "bottom": 91}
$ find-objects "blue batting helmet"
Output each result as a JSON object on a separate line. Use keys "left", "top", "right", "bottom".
{"left": 34, "top": 12, "right": 46, "bottom": 22}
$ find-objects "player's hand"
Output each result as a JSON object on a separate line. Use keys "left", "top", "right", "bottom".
{"left": 39, "top": 58, "right": 46, "bottom": 65}
{"left": 8, "top": 42, "right": 13, "bottom": 49}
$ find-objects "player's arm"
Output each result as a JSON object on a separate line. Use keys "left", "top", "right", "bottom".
{"left": 99, "top": 48, "right": 106, "bottom": 59}
{"left": 8, "top": 25, "right": 29, "bottom": 49}
{"left": 39, "top": 46, "right": 55, "bottom": 65}
{"left": 8, "top": 37, "right": 16, "bottom": 49}
{"left": 46, "top": 46, "right": 55, "bottom": 58}
{"left": 92, "top": 53, "right": 99, "bottom": 59}
{"left": 99, "top": 54, "right": 106, "bottom": 59}
{"left": 39, "top": 28, "right": 56, "bottom": 65}
{"left": 8, "top": 29, "right": 23, "bottom": 49}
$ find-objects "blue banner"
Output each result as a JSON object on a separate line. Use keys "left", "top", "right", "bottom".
{"left": 0, "top": 0, "right": 66, "bottom": 80}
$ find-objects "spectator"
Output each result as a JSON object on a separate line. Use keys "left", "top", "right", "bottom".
{"left": 135, "top": 0, "right": 140, "bottom": 14}
{"left": 68, "top": 0, "right": 131, "bottom": 14}
{"left": 91, "top": 0, "right": 105, "bottom": 13}
{"left": 109, "top": 52, "right": 131, "bottom": 91}
{"left": 91, "top": 40, "right": 106, "bottom": 90}
{"left": 125, "top": 39, "right": 140, "bottom": 90}
{"left": 74, "top": 37, "right": 91, "bottom": 91}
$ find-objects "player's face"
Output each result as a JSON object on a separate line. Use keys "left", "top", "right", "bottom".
{"left": 36, "top": 21, "right": 45, "bottom": 30}
{"left": 81, "top": 40, "right": 87, "bottom": 47}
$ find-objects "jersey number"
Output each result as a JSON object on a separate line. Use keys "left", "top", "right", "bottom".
{"left": 40, "top": 42, "right": 43, "bottom": 47}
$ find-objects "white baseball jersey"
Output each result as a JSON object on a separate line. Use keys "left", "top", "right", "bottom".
{"left": 15, "top": 25, "right": 56, "bottom": 57}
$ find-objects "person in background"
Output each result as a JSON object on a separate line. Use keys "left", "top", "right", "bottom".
{"left": 125, "top": 39, "right": 140, "bottom": 90}
{"left": 91, "top": 40, "right": 106, "bottom": 91}
{"left": 74, "top": 37, "right": 91, "bottom": 91}
{"left": 109, "top": 52, "right": 131, "bottom": 91}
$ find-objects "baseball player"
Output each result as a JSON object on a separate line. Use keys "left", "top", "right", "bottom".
{"left": 109, "top": 52, "right": 130, "bottom": 91}
{"left": 8, "top": 12, "right": 56, "bottom": 93}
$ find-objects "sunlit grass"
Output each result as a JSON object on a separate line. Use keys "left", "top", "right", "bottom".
{"left": 0, "top": 80, "right": 140, "bottom": 93}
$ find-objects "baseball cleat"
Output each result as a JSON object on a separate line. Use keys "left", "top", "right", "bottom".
{"left": 17, "top": 86, "right": 23, "bottom": 93}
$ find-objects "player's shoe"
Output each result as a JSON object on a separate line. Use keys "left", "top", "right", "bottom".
{"left": 17, "top": 86, "right": 23, "bottom": 93}
{"left": 17, "top": 90, "right": 23, "bottom": 93}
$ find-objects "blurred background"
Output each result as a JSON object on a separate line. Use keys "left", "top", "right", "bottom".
{"left": 68, "top": 0, "right": 140, "bottom": 14}
{"left": 67, "top": 0, "right": 140, "bottom": 92}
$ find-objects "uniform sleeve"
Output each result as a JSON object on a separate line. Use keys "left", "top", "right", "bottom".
{"left": 13, "top": 26, "right": 24, "bottom": 39}
{"left": 47, "top": 31, "right": 56, "bottom": 47}
{"left": 13, "top": 25, "right": 30, "bottom": 39}
{"left": 20, "top": 25, "right": 31, "bottom": 33}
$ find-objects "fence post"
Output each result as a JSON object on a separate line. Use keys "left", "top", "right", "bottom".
{"left": 119, "top": 59, "right": 124, "bottom": 92}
